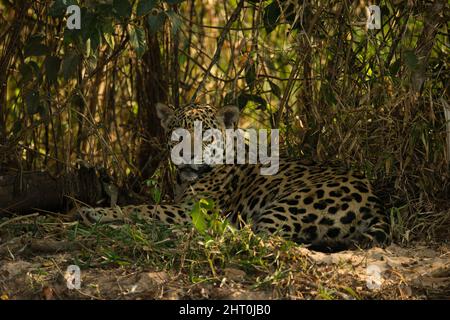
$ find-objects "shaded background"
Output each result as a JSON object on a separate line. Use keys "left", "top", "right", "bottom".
{"left": 0, "top": 0, "right": 448, "bottom": 242}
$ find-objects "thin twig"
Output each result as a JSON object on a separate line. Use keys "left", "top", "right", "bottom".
{"left": 190, "top": 0, "right": 245, "bottom": 103}
{"left": 0, "top": 213, "right": 40, "bottom": 229}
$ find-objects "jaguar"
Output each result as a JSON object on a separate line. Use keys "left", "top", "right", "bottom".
{"left": 78, "top": 102, "right": 390, "bottom": 251}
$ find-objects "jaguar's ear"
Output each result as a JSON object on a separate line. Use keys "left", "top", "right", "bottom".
{"left": 156, "top": 102, "right": 175, "bottom": 131}
{"left": 217, "top": 105, "right": 240, "bottom": 129}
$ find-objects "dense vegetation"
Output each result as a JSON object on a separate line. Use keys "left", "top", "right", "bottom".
{"left": 0, "top": 0, "right": 449, "bottom": 242}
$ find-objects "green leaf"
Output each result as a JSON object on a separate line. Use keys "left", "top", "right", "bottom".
{"left": 102, "top": 20, "right": 115, "bottom": 35}
{"left": 80, "top": 14, "right": 103, "bottom": 55}
{"left": 263, "top": 1, "right": 281, "bottom": 34}
{"left": 24, "top": 90, "right": 40, "bottom": 115}
{"left": 102, "top": 21, "right": 116, "bottom": 48}
{"left": 147, "top": 10, "right": 166, "bottom": 34}
{"left": 39, "top": 101, "right": 50, "bottom": 123}
{"left": 129, "top": 26, "right": 147, "bottom": 58}
{"left": 137, "top": 0, "right": 158, "bottom": 17}
{"left": 245, "top": 62, "right": 257, "bottom": 89}
{"left": 190, "top": 201, "right": 208, "bottom": 233}
{"left": 343, "top": 286, "right": 361, "bottom": 300}
{"left": 113, "top": 0, "right": 132, "bottom": 19}
{"left": 61, "top": 52, "right": 80, "bottom": 80}
{"left": 44, "top": 55, "right": 61, "bottom": 85}
{"left": 48, "top": 0, "right": 66, "bottom": 17}
{"left": 190, "top": 198, "right": 217, "bottom": 234}
{"left": 166, "top": 10, "right": 182, "bottom": 35}
{"left": 63, "top": 27, "right": 79, "bottom": 45}
{"left": 79, "top": 9, "right": 95, "bottom": 42}
{"left": 103, "top": 33, "right": 115, "bottom": 49}
{"left": 21, "top": 61, "right": 42, "bottom": 84}
{"left": 389, "top": 59, "right": 401, "bottom": 76}
{"left": 88, "top": 28, "right": 101, "bottom": 53}
{"left": 27, "top": 61, "right": 41, "bottom": 77}
{"left": 404, "top": 50, "right": 419, "bottom": 71}
{"left": 19, "top": 63, "right": 33, "bottom": 84}
{"left": 268, "top": 80, "right": 281, "bottom": 98}
{"left": 48, "top": 0, "right": 78, "bottom": 18}
{"left": 152, "top": 188, "right": 161, "bottom": 203}
{"left": 25, "top": 43, "right": 49, "bottom": 57}
{"left": 227, "top": 93, "right": 267, "bottom": 110}
{"left": 24, "top": 36, "right": 49, "bottom": 57}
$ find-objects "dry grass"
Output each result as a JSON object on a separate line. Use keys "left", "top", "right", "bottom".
{"left": 1, "top": 213, "right": 449, "bottom": 300}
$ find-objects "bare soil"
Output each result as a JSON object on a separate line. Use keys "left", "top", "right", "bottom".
{"left": 0, "top": 215, "right": 449, "bottom": 300}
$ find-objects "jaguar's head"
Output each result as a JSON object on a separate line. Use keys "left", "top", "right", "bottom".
{"left": 156, "top": 103, "right": 240, "bottom": 183}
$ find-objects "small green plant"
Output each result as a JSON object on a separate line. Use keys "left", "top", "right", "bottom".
{"left": 389, "top": 205, "right": 410, "bottom": 244}
{"left": 145, "top": 178, "right": 162, "bottom": 204}
{"left": 317, "top": 286, "right": 335, "bottom": 300}
{"left": 189, "top": 198, "right": 230, "bottom": 237}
